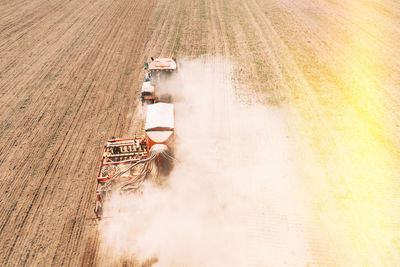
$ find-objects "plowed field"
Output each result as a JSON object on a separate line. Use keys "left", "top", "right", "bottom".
{"left": 1, "top": 0, "right": 399, "bottom": 266}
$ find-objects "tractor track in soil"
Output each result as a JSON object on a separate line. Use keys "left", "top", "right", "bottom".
{"left": 1, "top": 0, "right": 399, "bottom": 266}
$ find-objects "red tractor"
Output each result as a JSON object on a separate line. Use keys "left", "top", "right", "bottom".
{"left": 141, "top": 57, "right": 177, "bottom": 103}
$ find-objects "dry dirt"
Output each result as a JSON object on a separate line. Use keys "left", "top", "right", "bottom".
{"left": 1, "top": 0, "right": 399, "bottom": 266}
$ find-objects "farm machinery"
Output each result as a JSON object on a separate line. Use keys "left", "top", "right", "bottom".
{"left": 94, "top": 102, "right": 175, "bottom": 218}
{"left": 94, "top": 137, "right": 148, "bottom": 217}
{"left": 144, "top": 57, "right": 177, "bottom": 78}
{"left": 141, "top": 57, "right": 177, "bottom": 103}
{"left": 141, "top": 81, "right": 156, "bottom": 104}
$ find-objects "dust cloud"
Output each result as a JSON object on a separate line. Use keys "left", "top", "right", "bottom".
{"left": 99, "top": 59, "right": 311, "bottom": 266}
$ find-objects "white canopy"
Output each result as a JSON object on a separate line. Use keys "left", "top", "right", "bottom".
{"left": 145, "top": 103, "right": 174, "bottom": 130}
{"left": 141, "top": 81, "right": 154, "bottom": 94}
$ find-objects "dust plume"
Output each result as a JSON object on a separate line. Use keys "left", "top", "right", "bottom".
{"left": 99, "top": 59, "right": 311, "bottom": 266}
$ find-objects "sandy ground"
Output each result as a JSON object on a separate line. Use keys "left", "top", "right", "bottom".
{"left": 1, "top": 0, "right": 399, "bottom": 266}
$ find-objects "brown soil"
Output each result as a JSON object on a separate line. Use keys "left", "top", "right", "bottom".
{"left": 1, "top": 0, "right": 399, "bottom": 266}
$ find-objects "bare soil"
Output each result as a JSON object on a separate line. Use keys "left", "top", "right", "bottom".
{"left": 1, "top": 0, "right": 399, "bottom": 266}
